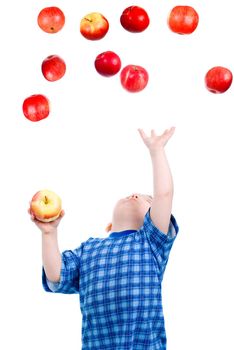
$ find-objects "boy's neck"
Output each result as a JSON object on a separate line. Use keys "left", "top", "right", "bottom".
{"left": 110, "top": 221, "right": 139, "bottom": 233}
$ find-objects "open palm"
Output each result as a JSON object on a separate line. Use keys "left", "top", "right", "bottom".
{"left": 138, "top": 127, "right": 175, "bottom": 153}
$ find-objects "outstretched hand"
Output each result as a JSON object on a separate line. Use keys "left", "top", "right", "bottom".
{"left": 138, "top": 127, "right": 175, "bottom": 155}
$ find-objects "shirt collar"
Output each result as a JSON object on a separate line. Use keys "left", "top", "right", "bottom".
{"left": 109, "top": 229, "right": 137, "bottom": 238}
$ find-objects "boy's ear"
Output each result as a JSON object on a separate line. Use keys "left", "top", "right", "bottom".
{"left": 105, "top": 222, "right": 112, "bottom": 232}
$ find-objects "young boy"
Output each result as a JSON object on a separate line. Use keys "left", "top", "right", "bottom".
{"left": 29, "top": 127, "right": 179, "bottom": 350}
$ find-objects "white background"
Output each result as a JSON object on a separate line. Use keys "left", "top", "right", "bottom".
{"left": 1, "top": 0, "right": 234, "bottom": 349}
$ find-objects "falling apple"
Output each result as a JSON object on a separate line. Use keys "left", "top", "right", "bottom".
{"left": 120, "top": 6, "right": 150, "bottom": 33}
{"left": 168, "top": 6, "right": 199, "bottom": 34}
{"left": 94, "top": 51, "right": 121, "bottom": 77}
{"left": 41, "top": 55, "right": 66, "bottom": 82}
{"left": 205, "top": 66, "right": 233, "bottom": 93}
{"left": 22, "top": 94, "right": 50, "bottom": 122}
{"left": 80, "top": 12, "right": 109, "bottom": 40}
{"left": 37, "top": 7, "right": 65, "bottom": 33}
{"left": 120, "top": 65, "right": 149, "bottom": 92}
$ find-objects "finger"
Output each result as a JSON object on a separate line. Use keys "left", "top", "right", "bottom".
{"left": 28, "top": 207, "right": 34, "bottom": 218}
{"left": 164, "top": 126, "right": 175, "bottom": 136}
{"left": 151, "top": 129, "right": 157, "bottom": 137}
{"left": 28, "top": 208, "right": 34, "bottom": 218}
{"left": 163, "top": 128, "right": 170, "bottom": 135}
{"left": 54, "top": 210, "right": 65, "bottom": 223}
{"left": 138, "top": 128, "right": 148, "bottom": 140}
{"left": 167, "top": 126, "right": 175, "bottom": 136}
{"left": 163, "top": 127, "right": 175, "bottom": 142}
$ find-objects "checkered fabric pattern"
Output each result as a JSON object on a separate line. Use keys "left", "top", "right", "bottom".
{"left": 42, "top": 209, "right": 179, "bottom": 349}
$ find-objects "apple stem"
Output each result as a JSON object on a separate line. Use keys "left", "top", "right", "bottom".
{"left": 44, "top": 196, "right": 48, "bottom": 204}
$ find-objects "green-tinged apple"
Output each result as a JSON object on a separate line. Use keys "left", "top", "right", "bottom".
{"left": 30, "top": 189, "right": 62, "bottom": 222}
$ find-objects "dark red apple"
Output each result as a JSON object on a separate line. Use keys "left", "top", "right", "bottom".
{"left": 205, "top": 66, "right": 233, "bottom": 93}
{"left": 37, "top": 7, "right": 65, "bottom": 33}
{"left": 120, "top": 65, "right": 149, "bottom": 92}
{"left": 80, "top": 12, "right": 109, "bottom": 40}
{"left": 41, "top": 55, "right": 66, "bottom": 81}
{"left": 94, "top": 51, "right": 121, "bottom": 77}
{"left": 120, "top": 6, "right": 150, "bottom": 33}
{"left": 168, "top": 6, "right": 199, "bottom": 34}
{"left": 23, "top": 95, "right": 50, "bottom": 122}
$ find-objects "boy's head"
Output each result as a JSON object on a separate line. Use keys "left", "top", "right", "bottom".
{"left": 107, "top": 193, "right": 153, "bottom": 233}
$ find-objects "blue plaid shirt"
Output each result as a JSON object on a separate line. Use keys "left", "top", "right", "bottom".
{"left": 42, "top": 209, "right": 179, "bottom": 350}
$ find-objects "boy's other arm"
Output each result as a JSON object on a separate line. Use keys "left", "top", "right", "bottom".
{"left": 42, "top": 229, "right": 62, "bottom": 282}
{"left": 29, "top": 209, "right": 64, "bottom": 282}
{"left": 138, "top": 128, "right": 175, "bottom": 234}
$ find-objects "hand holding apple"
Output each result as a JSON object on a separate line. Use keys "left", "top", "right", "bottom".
{"left": 30, "top": 189, "right": 62, "bottom": 223}
{"left": 29, "top": 207, "right": 65, "bottom": 234}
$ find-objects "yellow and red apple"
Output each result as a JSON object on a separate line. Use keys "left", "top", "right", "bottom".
{"left": 30, "top": 189, "right": 62, "bottom": 222}
{"left": 80, "top": 12, "right": 109, "bottom": 40}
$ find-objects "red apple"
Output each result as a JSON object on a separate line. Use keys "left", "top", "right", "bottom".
{"left": 23, "top": 94, "right": 50, "bottom": 122}
{"left": 37, "top": 7, "right": 65, "bottom": 33}
{"left": 205, "top": 66, "right": 233, "bottom": 93}
{"left": 168, "top": 6, "right": 199, "bottom": 34}
{"left": 120, "top": 65, "right": 149, "bottom": 92}
{"left": 30, "top": 189, "right": 62, "bottom": 222}
{"left": 80, "top": 12, "right": 109, "bottom": 40}
{"left": 94, "top": 51, "right": 121, "bottom": 77}
{"left": 41, "top": 55, "right": 66, "bottom": 82}
{"left": 120, "top": 6, "right": 150, "bottom": 33}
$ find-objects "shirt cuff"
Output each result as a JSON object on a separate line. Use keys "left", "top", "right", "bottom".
{"left": 145, "top": 208, "right": 179, "bottom": 241}
{"left": 46, "top": 279, "right": 61, "bottom": 292}
{"left": 42, "top": 266, "right": 63, "bottom": 293}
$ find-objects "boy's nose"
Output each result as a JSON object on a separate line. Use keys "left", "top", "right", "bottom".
{"left": 130, "top": 193, "right": 138, "bottom": 199}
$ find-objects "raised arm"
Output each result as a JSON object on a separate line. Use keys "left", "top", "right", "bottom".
{"left": 29, "top": 208, "right": 65, "bottom": 282}
{"left": 138, "top": 127, "right": 175, "bottom": 234}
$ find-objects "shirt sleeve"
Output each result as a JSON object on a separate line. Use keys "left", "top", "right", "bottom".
{"left": 141, "top": 208, "right": 179, "bottom": 279}
{"left": 42, "top": 243, "right": 84, "bottom": 294}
